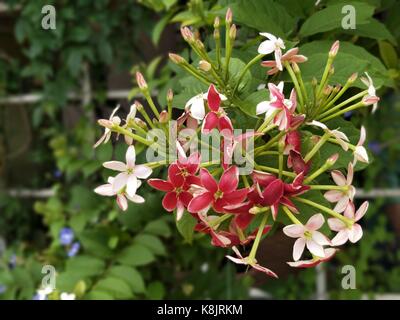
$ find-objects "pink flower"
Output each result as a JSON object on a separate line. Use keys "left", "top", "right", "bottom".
{"left": 256, "top": 82, "right": 297, "bottom": 131}
{"left": 324, "top": 163, "right": 355, "bottom": 213}
{"left": 257, "top": 33, "right": 285, "bottom": 71}
{"left": 308, "top": 120, "right": 350, "bottom": 151}
{"left": 194, "top": 213, "right": 233, "bottom": 247}
{"left": 261, "top": 47, "right": 307, "bottom": 75}
{"left": 148, "top": 164, "right": 200, "bottom": 220}
{"left": 360, "top": 72, "right": 378, "bottom": 113}
{"left": 201, "top": 85, "right": 233, "bottom": 136}
{"left": 283, "top": 214, "right": 331, "bottom": 261}
{"left": 226, "top": 246, "right": 278, "bottom": 278}
{"left": 328, "top": 201, "right": 369, "bottom": 246}
{"left": 287, "top": 248, "right": 337, "bottom": 268}
{"left": 94, "top": 106, "right": 121, "bottom": 148}
{"left": 94, "top": 177, "right": 145, "bottom": 211}
{"left": 187, "top": 166, "right": 248, "bottom": 214}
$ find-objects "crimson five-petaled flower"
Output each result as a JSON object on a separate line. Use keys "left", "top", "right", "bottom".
{"left": 188, "top": 166, "right": 248, "bottom": 214}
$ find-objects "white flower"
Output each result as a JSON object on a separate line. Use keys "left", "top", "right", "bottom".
{"left": 94, "top": 177, "right": 145, "bottom": 211}
{"left": 283, "top": 214, "right": 331, "bottom": 261}
{"left": 328, "top": 201, "right": 369, "bottom": 246}
{"left": 308, "top": 120, "right": 350, "bottom": 151}
{"left": 94, "top": 106, "right": 121, "bottom": 148}
{"left": 353, "top": 126, "right": 369, "bottom": 164}
{"left": 185, "top": 87, "right": 227, "bottom": 121}
{"left": 35, "top": 286, "right": 53, "bottom": 300}
{"left": 103, "top": 145, "right": 152, "bottom": 197}
{"left": 60, "top": 292, "right": 76, "bottom": 300}
{"left": 258, "top": 33, "right": 285, "bottom": 71}
{"left": 324, "top": 163, "right": 356, "bottom": 213}
{"left": 361, "top": 72, "right": 378, "bottom": 113}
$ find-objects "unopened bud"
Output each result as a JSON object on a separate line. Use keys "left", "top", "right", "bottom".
{"left": 292, "top": 62, "right": 300, "bottom": 73}
{"left": 329, "top": 40, "right": 340, "bottom": 57}
{"left": 213, "top": 28, "right": 220, "bottom": 40}
{"left": 135, "top": 100, "right": 144, "bottom": 112}
{"left": 229, "top": 24, "right": 237, "bottom": 40}
{"left": 159, "top": 110, "right": 169, "bottom": 124}
{"left": 362, "top": 95, "right": 380, "bottom": 106}
{"left": 180, "top": 27, "right": 194, "bottom": 43}
{"left": 169, "top": 53, "right": 186, "bottom": 65}
{"left": 323, "top": 85, "right": 332, "bottom": 96}
{"left": 332, "top": 85, "right": 341, "bottom": 94}
{"left": 326, "top": 153, "right": 339, "bottom": 165}
{"left": 195, "top": 39, "right": 205, "bottom": 50}
{"left": 249, "top": 206, "right": 261, "bottom": 215}
{"left": 198, "top": 60, "right": 211, "bottom": 72}
{"left": 225, "top": 8, "right": 233, "bottom": 24}
{"left": 214, "top": 16, "right": 220, "bottom": 28}
{"left": 134, "top": 118, "right": 147, "bottom": 129}
{"left": 348, "top": 72, "right": 358, "bottom": 83}
{"left": 167, "top": 89, "right": 174, "bottom": 103}
{"left": 136, "top": 72, "right": 147, "bottom": 90}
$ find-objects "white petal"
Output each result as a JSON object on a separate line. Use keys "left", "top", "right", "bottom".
{"left": 112, "top": 172, "right": 129, "bottom": 193}
{"left": 126, "top": 175, "right": 138, "bottom": 197}
{"left": 189, "top": 96, "right": 205, "bottom": 120}
{"left": 257, "top": 40, "right": 275, "bottom": 54}
{"left": 103, "top": 161, "right": 127, "bottom": 172}
{"left": 134, "top": 165, "right": 152, "bottom": 179}
{"left": 274, "top": 48, "right": 283, "bottom": 71}
{"left": 125, "top": 145, "right": 136, "bottom": 168}
{"left": 259, "top": 32, "right": 277, "bottom": 41}
{"left": 306, "top": 239, "right": 325, "bottom": 258}
{"left": 94, "top": 184, "right": 115, "bottom": 196}
{"left": 354, "top": 146, "right": 369, "bottom": 163}
{"left": 328, "top": 218, "right": 346, "bottom": 232}
{"left": 348, "top": 224, "right": 363, "bottom": 243}
{"left": 283, "top": 224, "right": 305, "bottom": 238}
{"left": 324, "top": 190, "right": 344, "bottom": 203}
{"left": 333, "top": 197, "right": 350, "bottom": 213}
{"left": 256, "top": 101, "right": 272, "bottom": 115}
{"left": 312, "top": 231, "right": 331, "bottom": 246}
{"left": 306, "top": 213, "right": 325, "bottom": 231}
{"left": 355, "top": 201, "right": 369, "bottom": 221}
{"left": 126, "top": 193, "right": 145, "bottom": 204}
{"left": 331, "top": 170, "right": 346, "bottom": 186}
{"left": 331, "top": 230, "right": 349, "bottom": 246}
{"left": 358, "top": 126, "right": 366, "bottom": 146}
{"left": 293, "top": 238, "right": 306, "bottom": 261}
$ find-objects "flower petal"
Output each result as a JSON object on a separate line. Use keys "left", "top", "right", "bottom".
{"left": 306, "top": 239, "right": 325, "bottom": 258}
{"left": 283, "top": 224, "right": 305, "bottom": 238}
{"left": 162, "top": 192, "right": 178, "bottom": 212}
{"left": 125, "top": 145, "right": 136, "bottom": 168}
{"left": 103, "top": 161, "right": 126, "bottom": 171}
{"left": 134, "top": 165, "right": 152, "bottom": 179}
{"left": 126, "top": 175, "right": 138, "bottom": 197}
{"left": 116, "top": 194, "right": 128, "bottom": 211}
{"left": 324, "top": 190, "right": 344, "bottom": 203}
{"left": 355, "top": 201, "right": 369, "bottom": 221}
{"left": 331, "top": 230, "right": 349, "bottom": 246}
{"left": 112, "top": 172, "right": 129, "bottom": 193}
{"left": 328, "top": 218, "right": 346, "bottom": 232}
{"left": 312, "top": 231, "right": 331, "bottom": 246}
{"left": 94, "top": 184, "right": 115, "bottom": 196}
{"left": 219, "top": 166, "right": 239, "bottom": 193}
{"left": 147, "top": 179, "right": 174, "bottom": 192}
{"left": 199, "top": 168, "right": 218, "bottom": 193}
{"left": 348, "top": 223, "right": 363, "bottom": 243}
{"left": 331, "top": 170, "right": 346, "bottom": 186}
{"left": 306, "top": 213, "right": 325, "bottom": 231}
{"left": 262, "top": 179, "right": 284, "bottom": 205}
{"left": 126, "top": 194, "right": 145, "bottom": 204}
{"left": 293, "top": 238, "right": 306, "bottom": 261}
{"left": 258, "top": 39, "right": 275, "bottom": 54}
{"left": 207, "top": 85, "right": 221, "bottom": 112}
{"left": 188, "top": 192, "right": 213, "bottom": 213}
{"left": 202, "top": 112, "right": 219, "bottom": 133}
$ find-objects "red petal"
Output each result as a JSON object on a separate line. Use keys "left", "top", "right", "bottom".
{"left": 219, "top": 166, "right": 239, "bottom": 193}
{"left": 200, "top": 168, "right": 218, "bottom": 193}
{"left": 286, "top": 131, "right": 301, "bottom": 153}
{"left": 178, "top": 191, "right": 193, "bottom": 207}
{"left": 262, "top": 179, "right": 284, "bottom": 206}
{"left": 168, "top": 164, "right": 184, "bottom": 187}
{"left": 162, "top": 192, "right": 178, "bottom": 211}
{"left": 252, "top": 170, "right": 277, "bottom": 187}
{"left": 188, "top": 192, "right": 213, "bottom": 213}
{"left": 148, "top": 179, "right": 174, "bottom": 192}
{"left": 202, "top": 112, "right": 218, "bottom": 133}
{"left": 184, "top": 175, "right": 201, "bottom": 188}
{"left": 213, "top": 198, "right": 228, "bottom": 213}
{"left": 207, "top": 84, "right": 221, "bottom": 111}
{"left": 234, "top": 211, "right": 254, "bottom": 229}
{"left": 223, "top": 188, "right": 248, "bottom": 205}
{"left": 218, "top": 115, "right": 233, "bottom": 136}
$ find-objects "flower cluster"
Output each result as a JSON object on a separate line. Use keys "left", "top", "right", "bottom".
{"left": 93, "top": 9, "right": 379, "bottom": 277}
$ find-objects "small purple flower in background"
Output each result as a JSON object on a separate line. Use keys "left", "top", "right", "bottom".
{"left": 0, "top": 285, "right": 6, "bottom": 294}
{"left": 344, "top": 111, "right": 353, "bottom": 120}
{"left": 368, "top": 141, "right": 382, "bottom": 155}
{"left": 8, "top": 254, "right": 17, "bottom": 269}
{"left": 68, "top": 242, "right": 80, "bottom": 257}
{"left": 59, "top": 228, "right": 74, "bottom": 246}
{"left": 53, "top": 169, "right": 62, "bottom": 179}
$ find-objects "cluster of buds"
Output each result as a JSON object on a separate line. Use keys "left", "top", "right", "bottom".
{"left": 93, "top": 9, "right": 378, "bottom": 277}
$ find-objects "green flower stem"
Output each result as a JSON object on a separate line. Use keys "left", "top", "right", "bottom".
{"left": 137, "top": 106, "right": 156, "bottom": 129}
{"left": 224, "top": 24, "right": 232, "bottom": 81}
{"left": 248, "top": 210, "right": 270, "bottom": 261}
{"left": 200, "top": 160, "right": 220, "bottom": 168}
{"left": 256, "top": 110, "right": 279, "bottom": 135}
{"left": 143, "top": 90, "right": 160, "bottom": 119}
{"left": 255, "top": 165, "right": 296, "bottom": 178}
{"left": 145, "top": 160, "right": 167, "bottom": 169}
{"left": 322, "top": 82, "right": 351, "bottom": 112}
{"left": 233, "top": 53, "right": 265, "bottom": 95}
{"left": 328, "top": 138, "right": 355, "bottom": 151}
{"left": 294, "top": 197, "right": 353, "bottom": 227}
{"left": 215, "top": 34, "right": 221, "bottom": 70}
{"left": 129, "top": 122, "right": 148, "bottom": 137}
{"left": 112, "top": 125, "right": 153, "bottom": 147}
{"left": 255, "top": 130, "right": 286, "bottom": 155}
{"left": 278, "top": 140, "right": 284, "bottom": 179}
{"left": 282, "top": 206, "right": 302, "bottom": 225}
{"left": 316, "top": 56, "right": 334, "bottom": 100}
{"left": 208, "top": 213, "right": 232, "bottom": 229}
{"left": 303, "top": 160, "right": 335, "bottom": 184}
{"left": 303, "top": 132, "right": 330, "bottom": 162}
{"left": 182, "top": 63, "right": 213, "bottom": 86}
{"left": 317, "top": 90, "right": 367, "bottom": 120}
{"left": 295, "top": 67, "right": 309, "bottom": 103}
{"left": 242, "top": 174, "right": 250, "bottom": 188}
{"left": 309, "top": 185, "right": 349, "bottom": 191}
{"left": 284, "top": 62, "right": 304, "bottom": 109}
{"left": 257, "top": 151, "right": 280, "bottom": 157}
{"left": 319, "top": 101, "right": 366, "bottom": 122}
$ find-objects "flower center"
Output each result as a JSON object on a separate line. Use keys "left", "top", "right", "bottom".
{"left": 214, "top": 189, "right": 224, "bottom": 199}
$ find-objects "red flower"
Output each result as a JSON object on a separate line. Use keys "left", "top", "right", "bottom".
{"left": 202, "top": 84, "right": 233, "bottom": 136}
{"left": 148, "top": 164, "right": 199, "bottom": 220}
{"left": 188, "top": 166, "right": 248, "bottom": 213}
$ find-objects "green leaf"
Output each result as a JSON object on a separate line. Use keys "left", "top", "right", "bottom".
{"left": 152, "top": 11, "right": 174, "bottom": 45}
{"left": 78, "top": 230, "right": 113, "bottom": 258}
{"left": 86, "top": 291, "right": 115, "bottom": 300}
{"left": 235, "top": 90, "right": 268, "bottom": 117}
{"left": 93, "top": 277, "right": 133, "bottom": 299}
{"left": 299, "top": 2, "right": 375, "bottom": 37}
{"left": 143, "top": 218, "right": 171, "bottom": 237}
{"left": 146, "top": 281, "right": 165, "bottom": 299}
{"left": 379, "top": 41, "right": 399, "bottom": 69}
{"left": 117, "top": 244, "right": 155, "bottom": 266}
{"left": 176, "top": 212, "right": 197, "bottom": 244}
{"left": 108, "top": 266, "right": 145, "bottom": 293}
{"left": 134, "top": 234, "right": 166, "bottom": 256}
{"left": 65, "top": 255, "right": 106, "bottom": 277}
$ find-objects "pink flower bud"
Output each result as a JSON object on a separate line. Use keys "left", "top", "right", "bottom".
{"left": 362, "top": 95, "right": 380, "bottom": 106}
{"left": 136, "top": 72, "right": 147, "bottom": 90}
{"left": 167, "top": 89, "right": 174, "bottom": 102}
{"left": 329, "top": 40, "right": 340, "bottom": 57}
{"left": 198, "top": 60, "right": 211, "bottom": 72}
{"left": 229, "top": 24, "right": 237, "bottom": 40}
{"left": 327, "top": 153, "right": 339, "bottom": 165}
{"left": 180, "top": 27, "right": 194, "bottom": 43}
{"left": 214, "top": 16, "right": 220, "bottom": 28}
{"left": 226, "top": 8, "right": 233, "bottom": 24}
{"left": 169, "top": 53, "right": 185, "bottom": 64}
{"left": 159, "top": 110, "right": 169, "bottom": 124}
{"left": 348, "top": 72, "right": 358, "bottom": 83}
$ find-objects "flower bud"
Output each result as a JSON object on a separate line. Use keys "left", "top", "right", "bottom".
{"left": 229, "top": 24, "right": 237, "bottom": 40}
{"left": 329, "top": 40, "right": 340, "bottom": 57}
{"left": 323, "top": 85, "right": 332, "bottom": 96}
{"left": 167, "top": 89, "right": 174, "bottom": 103}
{"left": 135, "top": 100, "right": 144, "bottom": 112}
{"left": 348, "top": 72, "right": 358, "bottom": 83}
{"left": 195, "top": 39, "right": 205, "bottom": 50}
{"left": 134, "top": 118, "right": 147, "bottom": 129}
{"left": 226, "top": 8, "right": 233, "bottom": 24}
{"left": 292, "top": 62, "right": 300, "bottom": 73}
{"left": 136, "top": 72, "right": 147, "bottom": 90}
{"left": 362, "top": 95, "right": 380, "bottom": 106}
{"left": 180, "top": 27, "right": 194, "bottom": 43}
{"left": 98, "top": 119, "right": 113, "bottom": 129}
{"left": 159, "top": 110, "right": 169, "bottom": 124}
{"left": 213, "top": 28, "right": 220, "bottom": 40}
{"left": 326, "top": 153, "right": 339, "bottom": 166}
{"left": 214, "top": 16, "right": 220, "bottom": 28}
{"left": 198, "top": 60, "right": 211, "bottom": 72}
{"left": 169, "top": 53, "right": 186, "bottom": 65}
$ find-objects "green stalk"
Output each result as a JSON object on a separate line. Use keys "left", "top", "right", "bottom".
{"left": 233, "top": 54, "right": 265, "bottom": 95}
{"left": 282, "top": 206, "right": 302, "bottom": 225}
{"left": 248, "top": 210, "right": 270, "bottom": 261}
{"left": 319, "top": 101, "right": 365, "bottom": 122}
{"left": 255, "top": 165, "right": 296, "bottom": 178}
{"left": 284, "top": 62, "right": 304, "bottom": 109}
{"left": 303, "top": 132, "right": 330, "bottom": 162}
